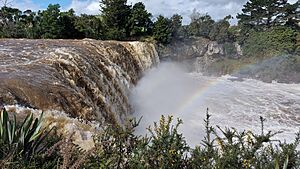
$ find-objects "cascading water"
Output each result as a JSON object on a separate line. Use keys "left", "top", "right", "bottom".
{"left": 0, "top": 39, "right": 159, "bottom": 123}
{"left": 0, "top": 39, "right": 159, "bottom": 149}
{"left": 130, "top": 62, "right": 300, "bottom": 147}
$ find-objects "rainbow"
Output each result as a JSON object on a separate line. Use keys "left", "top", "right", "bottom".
{"left": 176, "top": 55, "right": 287, "bottom": 114}
{"left": 177, "top": 76, "right": 220, "bottom": 113}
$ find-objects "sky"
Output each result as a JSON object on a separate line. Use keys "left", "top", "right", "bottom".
{"left": 7, "top": 0, "right": 299, "bottom": 24}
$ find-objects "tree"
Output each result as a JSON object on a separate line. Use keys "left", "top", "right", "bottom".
{"left": 20, "top": 9, "right": 38, "bottom": 38}
{"left": 188, "top": 9, "right": 215, "bottom": 38}
{"left": 59, "top": 9, "right": 81, "bottom": 39}
{"left": 0, "top": 0, "right": 13, "bottom": 7}
{"left": 0, "top": 6, "right": 24, "bottom": 38}
{"left": 209, "top": 15, "right": 234, "bottom": 43}
{"left": 127, "top": 2, "right": 152, "bottom": 38}
{"left": 36, "top": 4, "right": 62, "bottom": 39}
{"left": 242, "top": 26, "right": 298, "bottom": 57}
{"left": 153, "top": 15, "right": 172, "bottom": 44}
{"left": 170, "top": 14, "right": 183, "bottom": 39}
{"left": 75, "top": 14, "right": 104, "bottom": 39}
{"left": 100, "top": 0, "right": 131, "bottom": 40}
{"left": 280, "top": 1, "right": 300, "bottom": 29}
{"left": 237, "top": 0, "right": 290, "bottom": 29}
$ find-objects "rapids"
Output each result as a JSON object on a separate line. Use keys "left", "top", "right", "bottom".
{"left": 131, "top": 62, "right": 300, "bottom": 147}
{"left": 0, "top": 39, "right": 159, "bottom": 124}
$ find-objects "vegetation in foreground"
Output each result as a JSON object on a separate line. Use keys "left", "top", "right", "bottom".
{"left": 0, "top": 108, "right": 299, "bottom": 169}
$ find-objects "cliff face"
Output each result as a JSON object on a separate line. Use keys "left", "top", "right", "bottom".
{"left": 157, "top": 37, "right": 231, "bottom": 60}
{"left": 157, "top": 37, "right": 234, "bottom": 72}
{"left": 0, "top": 39, "right": 159, "bottom": 124}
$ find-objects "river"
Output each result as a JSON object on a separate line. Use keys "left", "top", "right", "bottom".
{"left": 131, "top": 62, "right": 300, "bottom": 147}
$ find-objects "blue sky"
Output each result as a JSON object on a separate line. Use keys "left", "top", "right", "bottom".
{"left": 9, "top": 0, "right": 298, "bottom": 24}
{"left": 34, "top": 0, "right": 71, "bottom": 8}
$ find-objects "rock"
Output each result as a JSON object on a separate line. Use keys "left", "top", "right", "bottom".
{"left": 157, "top": 37, "right": 227, "bottom": 72}
{"left": 206, "top": 41, "right": 224, "bottom": 56}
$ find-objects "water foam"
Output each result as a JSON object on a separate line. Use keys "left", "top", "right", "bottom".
{"left": 131, "top": 62, "right": 300, "bottom": 147}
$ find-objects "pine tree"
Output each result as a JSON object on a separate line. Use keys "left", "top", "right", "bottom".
{"left": 37, "top": 4, "right": 62, "bottom": 39}
{"left": 127, "top": 2, "right": 152, "bottom": 38}
{"left": 100, "top": 0, "right": 131, "bottom": 40}
{"left": 188, "top": 10, "right": 215, "bottom": 38}
{"left": 153, "top": 15, "right": 172, "bottom": 44}
{"left": 280, "top": 1, "right": 300, "bottom": 29}
{"left": 237, "top": 0, "right": 290, "bottom": 29}
{"left": 170, "top": 14, "right": 183, "bottom": 39}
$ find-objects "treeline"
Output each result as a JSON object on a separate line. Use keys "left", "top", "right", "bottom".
{"left": 0, "top": 0, "right": 299, "bottom": 55}
{"left": 0, "top": 0, "right": 236, "bottom": 44}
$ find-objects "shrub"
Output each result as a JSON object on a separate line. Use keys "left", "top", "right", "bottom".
{"left": 88, "top": 110, "right": 300, "bottom": 168}
{"left": 242, "top": 26, "right": 298, "bottom": 58}
{"left": 1, "top": 107, "right": 299, "bottom": 168}
{"left": 146, "top": 116, "right": 189, "bottom": 168}
{"left": 190, "top": 111, "right": 300, "bottom": 169}
{"left": 0, "top": 108, "right": 87, "bottom": 168}
{"left": 0, "top": 108, "right": 52, "bottom": 161}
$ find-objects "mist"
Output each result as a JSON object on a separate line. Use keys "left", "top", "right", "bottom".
{"left": 130, "top": 62, "right": 300, "bottom": 147}
{"left": 130, "top": 62, "right": 211, "bottom": 146}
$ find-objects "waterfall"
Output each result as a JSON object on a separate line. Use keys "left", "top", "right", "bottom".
{"left": 0, "top": 39, "right": 159, "bottom": 124}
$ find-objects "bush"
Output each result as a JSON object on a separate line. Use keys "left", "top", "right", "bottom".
{"left": 153, "top": 15, "right": 172, "bottom": 44}
{"left": 0, "top": 108, "right": 88, "bottom": 168}
{"left": 1, "top": 107, "right": 299, "bottom": 168}
{"left": 0, "top": 108, "right": 53, "bottom": 164}
{"left": 88, "top": 110, "right": 300, "bottom": 168}
{"left": 242, "top": 26, "right": 298, "bottom": 58}
{"left": 190, "top": 112, "right": 300, "bottom": 169}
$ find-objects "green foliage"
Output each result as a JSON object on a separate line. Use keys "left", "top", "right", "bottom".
{"left": 0, "top": 109, "right": 51, "bottom": 160}
{"left": 153, "top": 15, "right": 172, "bottom": 44}
{"left": 59, "top": 9, "right": 81, "bottom": 39}
{"left": 209, "top": 15, "right": 235, "bottom": 43}
{"left": 0, "top": 0, "right": 298, "bottom": 49}
{"left": 236, "top": 0, "right": 299, "bottom": 48}
{"left": 190, "top": 111, "right": 300, "bottom": 169}
{"left": 237, "top": 0, "right": 291, "bottom": 29}
{"left": 127, "top": 2, "right": 153, "bottom": 38}
{"left": 87, "top": 118, "right": 146, "bottom": 168}
{"left": 188, "top": 10, "right": 215, "bottom": 38}
{"left": 100, "top": 0, "right": 131, "bottom": 40}
{"left": 36, "top": 4, "right": 62, "bottom": 39}
{"left": 75, "top": 14, "right": 104, "bottom": 39}
{"left": 224, "top": 42, "right": 238, "bottom": 57}
{"left": 282, "top": 1, "right": 300, "bottom": 29}
{"left": 88, "top": 115, "right": 189, "bottom": 168}
{"left": 146, "top": 116, "right": 189, "bottom": 168}
{"left": 242, "top": 26, "right": 299, "bottom": 57}
{"left": 0, "top": 107, "right": 299, "bottom": 168}
{"left": 170, "top": 14, "right": 184, "bottom": 39}
{"left": 86, "top": 111, "right": 300, "bottom": 168}
{"left": 0, "top": 108, "right": 59, "bottom": 168}
{"left": 0, "top": 6, "right": 24, "bottom": 38}
{"left": 0, "top": 108, "right": 90, "bottom": 168}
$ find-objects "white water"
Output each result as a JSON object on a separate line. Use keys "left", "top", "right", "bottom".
{"left": 131, "top": 62, "right": 300, "bottom": 147}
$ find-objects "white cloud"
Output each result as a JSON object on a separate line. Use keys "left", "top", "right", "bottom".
{"left": 30, "top": 0, "right": 298, "bottom": 24}
{"left": 67, "top": 0, "right": 100, "bottom": 15}
{"left": 66, "top": 0, "right": 249, "bottom": 24}
{"left": 127, "top": 0, "right": 249, "bottom": 24}
{"left": 10, "top": 0, "right": 40, "bottom": 11}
